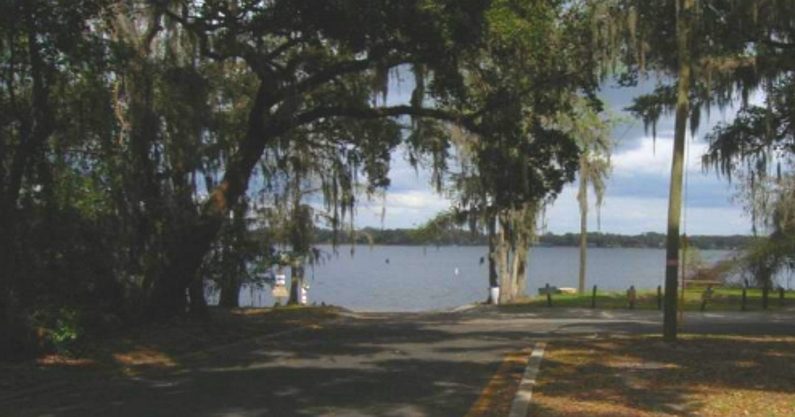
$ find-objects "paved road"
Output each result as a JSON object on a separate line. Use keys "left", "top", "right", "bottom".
{"left": 3, "top": 308, "right": 794, "bottom": 417}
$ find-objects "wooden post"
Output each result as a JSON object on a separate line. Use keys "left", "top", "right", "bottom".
{"left": 700, "top": 287, "right": 710, "bottom": 312}
{"left": 657, "top": 285, "right": 663, "bottom": 310}
{"left": 741, "top": 284, "right": 747, "bottom": 312}
{"left": 591, "top": 285, "right": 597, "bottom": 309}
{"left": 546, "top": 283, "right": 552, "bottom": 307}
{"left": 763, "top": 282, "right": 769, "bottom": 310}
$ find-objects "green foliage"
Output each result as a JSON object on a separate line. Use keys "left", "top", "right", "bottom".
{"left": 50, "top": 309, "right": 82, "bottom": 354}
{"left": 703, "top": 77, "right": 795, "bottom": 280}
{"left": 10, "top": 0, "right": 792, "bottom": 353}
{"left": 31, "top": 307, "right": 83, "bottom": 355}
{"left": 0, "top": 0, "right": 509, "bottom": 331}
{"left": 705, "top": 76, "right": 795, "bottom": 179}
{"left": 681, "top": 244, "right": 707, "bottom": 277}
{"left": 411, "top": 211, "right": 472, "bottom": 246}
{"left": 609, "top": 1, "right": 773, "bottom": 140}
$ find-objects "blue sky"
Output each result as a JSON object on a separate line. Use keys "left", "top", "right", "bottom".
{"left": 350, "top": 76, "right": 758, "bottom": 236}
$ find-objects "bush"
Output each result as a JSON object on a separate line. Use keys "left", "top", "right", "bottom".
{"left": 31, "top": 307, "right": 83, "bottom": 355}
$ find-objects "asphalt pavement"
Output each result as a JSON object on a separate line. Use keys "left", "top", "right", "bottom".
{"left": 3, "top": 307, "right": 794, "bottom": 417}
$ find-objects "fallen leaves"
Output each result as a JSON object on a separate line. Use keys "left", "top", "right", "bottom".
{"left": 532, "top": 335, "right": 795, "bottom": 417}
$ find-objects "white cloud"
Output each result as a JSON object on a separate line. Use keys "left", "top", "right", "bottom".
{"left": 387, "top": 190, "right": 449, "bottom": 210}
{"left": 612, "top": 133, "right": 708, "bottom": 177}
{"left": 543, "top": 186, "right": 750, "bottom": 235}
{"left": 345, "top": 76, "right": 763, "bottom": 235}
{"left": 356, "top": 189, "right": 452, "bottom": 228}
{"left": 355, "top": 132, "right": 752, "bottom": 234}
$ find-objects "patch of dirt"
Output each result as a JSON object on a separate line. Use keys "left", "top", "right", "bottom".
{"left": 531, "top": 335, "right": 795, "bottom": 417}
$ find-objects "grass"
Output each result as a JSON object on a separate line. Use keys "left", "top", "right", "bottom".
{"left": 502, "top": 288, "right": 795, "bottom": 311}
{"left": 530, "top": 335, "right": 795, "bottom": 417}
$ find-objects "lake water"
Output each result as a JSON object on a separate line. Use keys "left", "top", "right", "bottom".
{"left": 222, "top": 245, "right": 759, "bottom": 312}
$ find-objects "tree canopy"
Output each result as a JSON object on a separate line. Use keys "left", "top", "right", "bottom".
{"left": 0, "top": 0, "right": 606, "bottom": 355}
{"left": 5, "top": 0, "right": 793, "bottom": 355}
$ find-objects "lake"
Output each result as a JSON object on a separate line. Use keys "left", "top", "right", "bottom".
{"left": 216, "top": 245, "right": 769, "bottom": 312}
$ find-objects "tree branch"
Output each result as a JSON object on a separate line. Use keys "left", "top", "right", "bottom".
{"left": 270, "top": 49, "right": 406, "bottom": 106}
{"left": 287, "top": 105, "right": 480, "bottom": 134}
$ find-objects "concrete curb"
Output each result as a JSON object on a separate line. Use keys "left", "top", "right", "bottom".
{"left": 450, "top": 303, "right": 481, "bottom": 313}
{"left": 508, "top": 342, "right": 546, "bottom": 417}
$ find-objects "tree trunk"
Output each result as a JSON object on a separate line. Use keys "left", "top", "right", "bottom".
{"left": 578, "top": 164, "right": 589, "bottom": 294}
{"left": 497, "top": 213, "right": 514, "bottom": 303}
{"left": 498, "top": 210, "right": 519, "bottom": 304}
{"left": 494, "top": 206, "right": 536, "bottom": 304}
{"left": 188, "top": 277, "right": 209, "bottom": 318}
{"left": 513, "top": 204, "right": 534, "bottom": 300}
{"left": 513, "top": 239, "right": 529, "bottom": 299}
{"left": 289, "top": 265, "right": 305, "bottom": 305}
{"left": 510, "top": 250, "right": 521, "bottom": 299}
{"left": 761, "top": 264, "right": 771, "bottom": 310}
{"left": 145, "top": 219, "right": 221, "bottom": 320}
{"left": 487, "top": 213, "right": 499, "bottom": 303}
{"left": 663, "top": 0, "right": 694, "bottom": 342}
{"left": 762, "top": 282, "right": 770, "bottom": 309}
{"left": 218, "top": 275, "right": 241, "bottom": 308}
{"left": 0, "top": 17, "right": 56, "bottom": 355}
{"left": 0, "top": 210, "right": 14, "bottom": 355}
{"left": 143, "top": 81, "right": 271, "bottom": 320}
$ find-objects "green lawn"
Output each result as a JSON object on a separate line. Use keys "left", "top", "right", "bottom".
{"left": 503, "top": 288, "right": 795, "bottom": 311}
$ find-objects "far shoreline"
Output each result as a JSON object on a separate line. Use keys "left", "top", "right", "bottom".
{"left": 312, "top": 229, "right": 751, "bottom": 251}
{"left": 311, "top": 242, "right": 742, "bottom": 251}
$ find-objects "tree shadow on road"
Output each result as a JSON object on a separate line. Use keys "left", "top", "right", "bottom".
{"left": 0, "top": 311, "right": 548, "bottom": 417}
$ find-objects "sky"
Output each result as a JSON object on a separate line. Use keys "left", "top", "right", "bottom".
{"left": 350, "top": 76, "right": 759, "bottom": 236}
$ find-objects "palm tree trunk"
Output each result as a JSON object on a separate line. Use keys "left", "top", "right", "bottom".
{"left": 289, "top": 265, "right": 305, "bottom": 305}
{"left": 578, "top": 162, "right": 589, "bottom": 294}
{"left": 663, "top": 0, "right": 695, "bottom": 342}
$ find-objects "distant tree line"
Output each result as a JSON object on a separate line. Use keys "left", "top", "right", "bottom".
{"left": 540, "top": 233, "right": 750, "bottom": 251}
{"left": 313, "top": 228, "right": 751, "bottom": 251}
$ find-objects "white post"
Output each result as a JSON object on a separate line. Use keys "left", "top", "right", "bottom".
{"left": 490, "top": 286, "right": 500, "bottom": 305}
{"left": 300, "top": 286, "right": 308, "bottom": 305}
